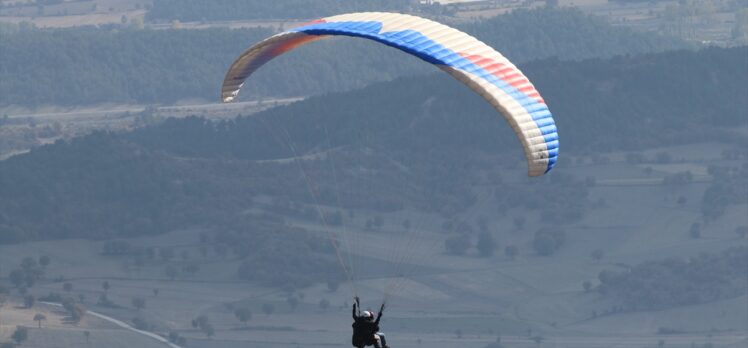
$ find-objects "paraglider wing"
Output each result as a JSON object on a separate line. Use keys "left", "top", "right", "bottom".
{"left": 221, "top": 12, "right": 558, "bottom": 176}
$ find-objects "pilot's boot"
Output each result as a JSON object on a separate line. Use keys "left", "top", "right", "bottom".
{"left": 380, "top": 333, "right": 390, "bottom": 348}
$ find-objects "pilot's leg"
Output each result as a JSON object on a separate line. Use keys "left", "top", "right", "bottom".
{"left": 378, "top": 332, "right": 388, "bottom": 347}
{"left": 373, "top": 334, "right": 383, "bottom": 348}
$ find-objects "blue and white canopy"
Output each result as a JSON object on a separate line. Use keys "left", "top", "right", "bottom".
{"left": 222, "top": 12, "right": 558, "bottom": 176}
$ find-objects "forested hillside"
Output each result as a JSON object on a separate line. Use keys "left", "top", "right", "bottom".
{"left": 1, "top": 46, "right": 745, "bottom": 288}
{"left": 598, "top": 247, "right": 748, "bottom": 311}
{"left": 461, "top": 8, "right": 693, "bottom": 62}
{"left": 128, "top": 47, "right": 744, "bottom": 156}
{"left": 0, "top": 8, "right": 692, "bottom": 107}
{"left": 1, "top": 46, "right": 744, "bottom": 243}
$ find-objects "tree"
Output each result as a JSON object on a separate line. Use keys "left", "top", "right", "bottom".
{"left": 585, "top": 176, "right": 596, "bottom": 187}
{"left": 132, "top": 317, "right": 152, "bottom": 330}
{"left": 102, "top": 281, "right": 110, "bottom": 293}
{"left": 735, "top": 226, "right": 748, "bottom": 239}
{"left": 286, "top": 296, "right": 299, "bottom": 311}
{"left": 153, "top": 288, "right": 160, "bottom": 297}
{"left": 165, "top": 265, "right": 179, "bottom": 280}
{"left": 326, "top": 278, "right": 340, "bottom": 292}
{"left": 484, "top": 335, "right": 503, "bottom": 348}
{"left": 168, "top": 331, "right": 186, "bottom": 345}
{"left": 131, "top": 16, "right": 145, "bottom": 30}
{"left": 202, "top": 323, "right": 215, "bottom": 338}
{"left": 9, "top": 269, "right": 25, "bottom": 288}
{"left": 590, "top": 249, "right": 604, "bottom": 263}
{"left": 20, "top": 257, "right": 37, "bottom": 272}
{"left": 168, "top": 331, "right": 181, "bottom": 343}
{"left": 234, "top": 307, "right": 252, "bottom": 326}
{"left": 533, "top": 234, "right": 557, "bottom": 256}
{"left": 531, "top": 335, "right": 544, "bottom": 346}
{"left": 319, "top": 299, "right": 330, "bottom": 311}
{"left": 373, "top": 216, "right": 384, "bottom": 229}
{"left": 504, "top": 245, "right": 518, "bottom": 260}
{"left": 33, "top": 313, "right": 46, "bottom": 328}
{"left": 23, "top": 294, "right": 35, "bottom": 308}
{"left": 444, "top": 234, "right": 471, "bottom": 255}
{"left": 533, "top": 228, "right": 565, "bottom": 256}
{"left": 160, "top": 247, "right": 175, "bottom": 261}
{"left": 38, "top": 256, "right": 50, "bottom": 268}
{"left": 477, "top": 216, "right": 489, "bottom": 233}
{"left": 12, "top": 326, "right": 28, "bottom": 345}
{"left": 72, "top": 304, "right": 87, "bottom": 322}
{"left": 192, "top": 315, "right": 214, "bottom": 338}
{"left": 325, "top": 211, "right": 343, "bottom": 226}
{"left": 402, "top": 219, "right": 411, "bottom": 230}
{"left": 97, "top": 293, "right": 115, "bottom": 307}
{"left": 676, "top": 196, "right": 687, "bottom": 207}
{"left": 656, "top": 152, "right": 672, "bottom": 164}
{"left": 214, "top": 244, "right": 228, "bottom": 258}
{"left": 132, "top": 297, "right": 146, "bottom": 310}
{"left": 62, "top": 299, "right": 86, "bottom": 322}
{"left": 63, "top": 282, "right": 73, "bottom": 292}
{"left": 182, "top": 263, "right": 199, "bottom": 277}
{"left": 476, "top": 231, "right": 497, "bottom": 257}
{"left": 192, "top": 315, "right": 208, "bottom": 328}
{"left": 262, "top": 303, "right": 275, "bottom": 316}
{"left": 582, "top": 281, "right": 592, "bottom": 293}
{"left": 689, "top": 222, "right": 701, "bottom": 239}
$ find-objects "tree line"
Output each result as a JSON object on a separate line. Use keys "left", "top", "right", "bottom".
{"left": 0, "top": 7, "right": 693, "bottom": 107}
{"left": 597, "top": 247, "right": 747, "bottom": 311}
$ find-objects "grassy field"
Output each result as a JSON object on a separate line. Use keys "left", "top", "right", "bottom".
{"left": 0, "top": 0, "right": 149, "bottom": 27}
{"left": 0, "top": 299, "right": 170, "bottom": 348}
{"left": 0, "top": 98, "right": 300, "bottom": 160}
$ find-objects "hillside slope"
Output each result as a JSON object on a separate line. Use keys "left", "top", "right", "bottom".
{"left": 0, "top": 8, "right": 693, "bottom": 107}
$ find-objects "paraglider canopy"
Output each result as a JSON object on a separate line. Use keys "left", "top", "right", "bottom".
{"left": 221, "top": 12, "right": 558, "bottom": 176}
